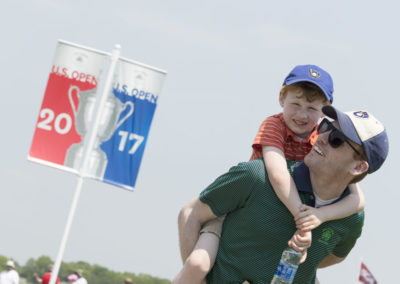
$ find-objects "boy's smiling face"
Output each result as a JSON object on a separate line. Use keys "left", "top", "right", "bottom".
{"left": 279, "top": 90, "right": 325, "bottom": 138}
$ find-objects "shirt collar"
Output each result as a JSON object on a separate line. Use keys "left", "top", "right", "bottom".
{"left": 293, "top": 162, "right": 350, "bottom": 204}
{"left": 293, "top": 162, "right": 313, "bottom": 193}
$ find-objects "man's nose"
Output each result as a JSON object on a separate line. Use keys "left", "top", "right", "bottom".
{"left": 318, "top": 131, "right": 330, "bottom": 145}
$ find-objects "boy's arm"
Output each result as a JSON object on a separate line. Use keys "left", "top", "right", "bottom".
{"left": 296, "top": 183, "right": 365, "bottom": 230}
{"left": 263, "top": 147, "right": 313, "bottom": 262}
{"left": 262, "top": 146, "right": 302, "bottom": 216}
{"left": 319, "top": 183, "right": 364, "bottom": 221}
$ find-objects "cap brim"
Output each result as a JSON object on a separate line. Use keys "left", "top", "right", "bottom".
{"left": 322, "top": 105, "right": 362, "bottom": 145}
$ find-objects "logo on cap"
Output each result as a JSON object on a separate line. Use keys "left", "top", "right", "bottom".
{"left": 308, "top": 68, "right": 321, "bottom": 79}
{"left": 353, "top": 111, "right": 369, "bottom": 119}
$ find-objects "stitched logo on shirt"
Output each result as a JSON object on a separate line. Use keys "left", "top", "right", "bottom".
{"left": 318, "top": 228, "right": 334, "bottom": 245}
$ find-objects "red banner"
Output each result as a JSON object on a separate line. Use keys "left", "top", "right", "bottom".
{"left": 28, "top": 41, "right": 107, "bottom": 172}
{"left": 359, "top": 262, "right": 378, "bottom": 284}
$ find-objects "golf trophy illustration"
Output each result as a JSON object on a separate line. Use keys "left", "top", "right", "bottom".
{"left": 64, "top": 85, "right": 134, "bottom": 178}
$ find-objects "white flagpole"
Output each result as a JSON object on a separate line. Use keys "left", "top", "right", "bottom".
{"left": 49, "top": 44, "right": 121, "bottom": 284}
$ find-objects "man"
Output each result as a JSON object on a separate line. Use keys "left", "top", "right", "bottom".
{"left": 175, "top": 106, "right": 389, "bottom": 283}
{"left": 33, "top": 264, "right": 59, "bottom": 284}
{"left": 0, "top": 260, "right": 19, "bottom": 284}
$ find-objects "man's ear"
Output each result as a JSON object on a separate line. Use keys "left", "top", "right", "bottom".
{"left": 350, "top": 160, "right": 369, "bottom": 176}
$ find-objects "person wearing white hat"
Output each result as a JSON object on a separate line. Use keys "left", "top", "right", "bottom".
{"left": 0, "top": 260, "right": 19, "bottom": 284}
{"left": 69, "top": 269, "right": 87, "bottom": 284}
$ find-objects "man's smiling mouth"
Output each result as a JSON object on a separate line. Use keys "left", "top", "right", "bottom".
{"left": 313, "top": 145, "right": 325, "bottom": 156}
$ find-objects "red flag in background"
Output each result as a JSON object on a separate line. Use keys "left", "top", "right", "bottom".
{"left": 359, "top": 262, "right": 378, "bottom": 284}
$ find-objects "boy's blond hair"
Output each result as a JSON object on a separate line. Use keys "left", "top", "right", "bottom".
{"left": 280, "top": 82, "right": 331, "bottom": 105}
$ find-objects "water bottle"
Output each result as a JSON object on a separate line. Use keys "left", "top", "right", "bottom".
{"left": 270, "top": 247, "right": 302, "bottom": 284}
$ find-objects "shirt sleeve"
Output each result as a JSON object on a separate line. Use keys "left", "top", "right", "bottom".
{"left": 331, "top": 212, "right": 364, "bottom": 258}
{"left": 252, "top": 115, "right": 285, "bottom": 153}
{"left": 200, "top": 161, "right": 259, "bottom": 217}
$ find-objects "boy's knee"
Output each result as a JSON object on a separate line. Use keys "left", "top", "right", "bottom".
{"left": 185, "top": 251, "right": 211, "bottom": 276}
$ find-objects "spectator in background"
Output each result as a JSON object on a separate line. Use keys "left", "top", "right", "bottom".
{"left": 67, "top": 269, "right": 87, "bottom": 284}
{"left": 33, "top": 264, "right": 59, "bottom": 284}
{"left": 0, "top": 260, "right": 19, "bottom": 284}
{"left": 124, "top": 278, "right": 133, "bottom": 284}
{"left": 67, "top": 273, "right": 78, "bottom": 283}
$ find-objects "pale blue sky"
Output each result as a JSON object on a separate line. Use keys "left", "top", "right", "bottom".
{"left": 1, "top": 1, "right": 399, "bottom": 283}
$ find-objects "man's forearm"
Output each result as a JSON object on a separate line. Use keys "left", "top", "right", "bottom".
{"left": 178, "top": 202, "right": 202, "bottom": 262}
{"left": 318, "top": 253, "right": 345, "bottom": 268}
{"left": 177, "top": 197, "right": 216, "bottom": 263}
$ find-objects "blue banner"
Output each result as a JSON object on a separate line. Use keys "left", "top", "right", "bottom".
{"left": 100, "top": 59, "right": 166, "bottom": 190}
{"left": 100, "top": 86, "right": 157, "bottom": 189}
{"left": 99, "top": 59, "right": 166, "bottom": 190}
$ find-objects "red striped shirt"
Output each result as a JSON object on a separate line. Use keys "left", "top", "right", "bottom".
{"left": 250, "top": 113, "right": 318, "bottom": 161}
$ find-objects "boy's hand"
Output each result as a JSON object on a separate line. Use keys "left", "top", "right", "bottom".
{"left": 295, "top": 204, "right": 324, "bottom": 231}
{"left": 288, "top": 230, "right": 312, "bottom": 264}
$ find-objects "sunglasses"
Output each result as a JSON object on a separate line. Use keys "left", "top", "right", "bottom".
{"left": 317, "top": 118, "right": 361, "bottom": 156}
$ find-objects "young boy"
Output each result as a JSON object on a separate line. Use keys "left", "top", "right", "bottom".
{"left": 173, "top": 65, "right": 365, "bottom": 284}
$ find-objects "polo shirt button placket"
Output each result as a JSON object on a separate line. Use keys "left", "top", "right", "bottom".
{"left": 308, "top": 194, "right": 315, "bottom": 206}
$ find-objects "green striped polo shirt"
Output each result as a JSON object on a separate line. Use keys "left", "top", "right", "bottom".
{"left": 200, "top": 158, "right": 364, "bottom": 284}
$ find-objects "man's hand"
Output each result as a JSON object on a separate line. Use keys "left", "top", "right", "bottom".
{"left": 295, "top": 204, "right": 325, "bottom": 231}
{"left": 33, "top": 272, "right": 41, "bottom": 283}
{"left": 288, "top": 230, "right": 312, "bottom": 264}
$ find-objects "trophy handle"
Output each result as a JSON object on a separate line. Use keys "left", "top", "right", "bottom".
{"left": 116, "top": 101, "right": 134, "bottom": 129}
{"left": 68, "top": 85, "right": 80, "bottom": 117}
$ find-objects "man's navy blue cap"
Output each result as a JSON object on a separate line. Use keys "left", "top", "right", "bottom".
{"left": 322, "top": 105, "right": 389, "bottom": 173}
{"left": 283, "top": 64, "right": 334, "bottom": 103}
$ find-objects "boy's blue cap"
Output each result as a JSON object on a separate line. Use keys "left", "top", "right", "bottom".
{"left": 322, "top": 105, "right": 389, "bottom": 173}
{"left": 283, "top": 65, "right": 334, "bottom": 103}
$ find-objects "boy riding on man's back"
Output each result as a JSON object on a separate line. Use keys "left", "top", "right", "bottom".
{"left": 173, "top": 65, "right": 365, "bottom": 284}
